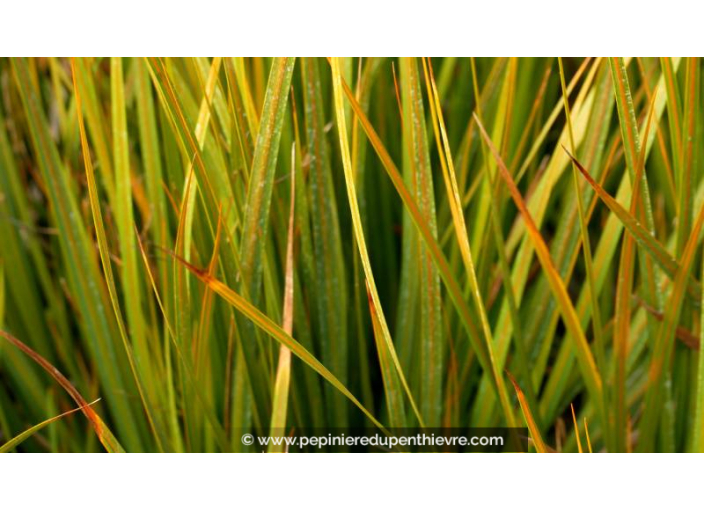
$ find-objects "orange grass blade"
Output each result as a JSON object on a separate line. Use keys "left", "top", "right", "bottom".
{"left": 0, "top": 330, "right": 124, "bottom": 453}
{"left": 507, "top": 371, "right": 548, "bottom": 453}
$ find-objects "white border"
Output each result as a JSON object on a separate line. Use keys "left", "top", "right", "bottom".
{"left": 2, "top": 3, "right": 702, "bottom": 507}
{"left": 1, "top": 0, "right": 702, "bottom": 55}
{"left": 1, "top": 453, "right": 701, "bottom": 507}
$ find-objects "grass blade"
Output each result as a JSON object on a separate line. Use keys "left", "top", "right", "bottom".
{"left": 638, "top": 202, "right": 704, "bottom": 451}
{"left": 0, "top": 399, "right": 99, "bottom": 453}
{"left": 0, "top": 330, "right": 124, "bottom": 453}
{"left": 569, "top": 153, "right": 702, "bottom": 305}
{"left": 508, "top": 372, "right": 548, "bottom": 453}
{"left": 237, "top": 57, "right": 296, "bottom": 427}
{"left": 475, "top": 114, "right": 605, "bottom": 430}
{"left": 300, "top": 58, "right": 349, "bottom": 427}
{"left": 174, "top": 254, "right": 385, "bottom": 431}
{"left": 331, "top": 57, "right": 423, "bottom": 427}
{"left": 331, "top": 61, "right": 496, "bottom": 392}
{"left": 268, "top": 147, "right": 296, "bottom": 453}
{"left": 73, "top": 58, "right": 164, "bottom": 451}
{"left": 12, "top": 57, "right": 146, "bottom": 451}
{"left": 398, "top": 58, "right": 444, "bottom": 426}
{"left": 422, "top": 58, "right": 516, "bottom": 427}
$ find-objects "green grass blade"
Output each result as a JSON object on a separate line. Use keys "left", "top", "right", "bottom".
{"left": 236, "top": 57, "right": 296, "bottom": 427}
{"left": 693, "top": 235, "right": 704, "bottom": 452}
{"left": 0, "top": 400, "right": 99, "bottom": 453}
{"left": 398, "top": 58, "right": 444, "bottom": 426}
{"left": 300, "top": 58, "right": 349, "bottom": 427}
